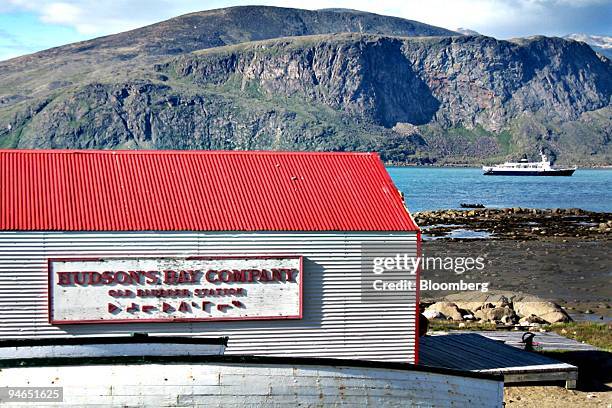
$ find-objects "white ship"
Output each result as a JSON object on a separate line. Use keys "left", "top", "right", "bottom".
{"left": 483, "top": 152, "right": 576, "bottom": 176}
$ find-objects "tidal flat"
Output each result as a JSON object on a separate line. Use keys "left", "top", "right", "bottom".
{"left": 415, "top": 208, "right": 611, "bottom": 320}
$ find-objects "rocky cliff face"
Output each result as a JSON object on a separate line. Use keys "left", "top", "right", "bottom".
{"left": 408, "top": 36, "right": 611, "bottom": 125}
{"left": 165, "top": 35, "right": 611, "bottom": 129}
{"left": 13, "top": 81, "right": 379, "bottom": 151}
{"left": 0, "top": 7, "right": 610, "bottom": 165}
{"left": 166, "top": 36, "right": 440, "bottom": 127}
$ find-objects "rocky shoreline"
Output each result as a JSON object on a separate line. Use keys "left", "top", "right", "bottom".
{"left": 422, "top": 292, "right": 571, "bottom": 328}
{"left": 414, "top": 207, "right": 612, "bottom": 241}
{"left": 414, "top": 208, "right": 611, "bottom": 322}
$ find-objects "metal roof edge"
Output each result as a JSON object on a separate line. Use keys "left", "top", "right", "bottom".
{"left": 0, "top": 229, "right": 419, "bottom": 233}
{"left": 0, "top": 353, "right": 503, "bottom": 381}
{"left": 0, "top": 149, "right": 381, "bottom": 156}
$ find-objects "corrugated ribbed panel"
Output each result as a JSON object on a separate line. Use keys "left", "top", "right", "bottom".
{"left": 0, "top": 231, "right": 417, "bottom": 363}
{"left": 0, "top": 150, "right": 418, "bottom": 232}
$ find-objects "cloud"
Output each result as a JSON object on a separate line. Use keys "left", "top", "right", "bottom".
{"left": 2, "top": 0, "right": 191, "bottom": 34}
{"left": 39, "top": 3, "right": 82, "bottom": 25}
{"left": 1, "top": 0, "right": 611, "bottom": 40}
{"left": 0, "top": 7, "right": 91, "bottom": 61}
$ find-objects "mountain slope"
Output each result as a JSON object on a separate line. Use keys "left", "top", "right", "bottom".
{"left": 0, "top": 7, "right": 610, "bottom": 165}
{"left": 564, "top": 34, "right": 612, "bottom": 59}
{"left": 0, "top": 6, "right": 455, "bottom": 101}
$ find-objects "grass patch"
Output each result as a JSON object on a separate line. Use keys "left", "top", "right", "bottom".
{"left": 549, "top": 322, "right": 611, "bottom": 352}
{"left": 442, "top": 124, "right": 492, "bottom": 141}
{"left": 192, "top": 33, "right": 364, "bottom": 58}
{"left": 0, "top": 126, "right": 22, "bottom": 148}
{"left": 495, "top": 130, "right": 513, "bottom": 154}
{"left": 427, "top": 320, "right": 497, "bottom": 331}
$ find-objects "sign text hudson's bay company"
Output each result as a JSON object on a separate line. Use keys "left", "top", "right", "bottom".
{"left": 49, "top": 257, "right": 303, "bottom": 324}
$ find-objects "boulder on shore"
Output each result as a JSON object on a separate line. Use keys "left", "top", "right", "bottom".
{"left": 431, "top": 291, "right": 572, "bottom": 324}
{"left": 474, "top": 305, "right": 517, "bottom": 323}
{"left": 519, "top": 314, "right": 548, "bottom": 326}
{"left": 423, "top": 302, "right": 464, "bottom": 321}
{"left": 513, "top": 300, "right": 571, "bottom": 324}
{"left": 443, "top": 292, "right": 512, "bottom": 313}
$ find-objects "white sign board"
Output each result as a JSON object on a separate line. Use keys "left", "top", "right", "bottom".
{"left": 49, "top": 256, "right": 302, "bottom": 324}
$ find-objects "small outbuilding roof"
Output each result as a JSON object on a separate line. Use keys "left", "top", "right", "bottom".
{"left": 0, "top": 150, "right": 418, "bottom": 232}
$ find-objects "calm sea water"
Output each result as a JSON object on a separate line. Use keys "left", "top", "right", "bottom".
{"left": 387, "top": 167, "right": 612, "bottom": 213}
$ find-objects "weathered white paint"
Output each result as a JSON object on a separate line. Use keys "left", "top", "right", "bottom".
{"left": 0, "top": 342, "right": 225, "bottom": 360}
{"left": 0, "top": 362, "right": 503, "bottom": 407}
{"left": 50, "top": 257, "right": 301, "bottom": 323}
{"left": 0, "top": 231, "right": 418, "bottom": 362}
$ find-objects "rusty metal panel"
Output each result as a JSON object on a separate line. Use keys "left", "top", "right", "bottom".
{"left": 0, "top": 150, "right": 418, "bottom": 232}
{"left": 0, "top": 231, "right": 418, "bottom": 363}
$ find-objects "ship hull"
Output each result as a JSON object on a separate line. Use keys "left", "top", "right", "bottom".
{"left": 483, "top": 169, "right": 575, "bottom": 176}
{"left": 0, "top": 355, "right": 504, "bottom": 407}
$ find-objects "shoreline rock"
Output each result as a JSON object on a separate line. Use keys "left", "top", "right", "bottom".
{"left": 414, "top": 207, "right": 611, "bottom": 241}
{"left": 423, "top": 291, "right": 572, "bottom": 325}
{"left": 423, "top": 302, "right": 464, "bottom": 321}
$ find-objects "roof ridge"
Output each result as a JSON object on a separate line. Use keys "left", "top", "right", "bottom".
{"left": 0, "top": 149, "right": 378, "bottom": 156}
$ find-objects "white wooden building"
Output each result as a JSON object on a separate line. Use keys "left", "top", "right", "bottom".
{"left": 0, "top": 150, "right": 420, "bottom": 363}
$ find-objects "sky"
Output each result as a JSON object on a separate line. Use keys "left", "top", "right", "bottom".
{"left": 0, "top": 0, "right": 611, "bottom": 61}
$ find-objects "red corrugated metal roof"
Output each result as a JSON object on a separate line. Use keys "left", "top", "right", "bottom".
{"left": 0, "top": 150, "right": 418, "bottom": 232}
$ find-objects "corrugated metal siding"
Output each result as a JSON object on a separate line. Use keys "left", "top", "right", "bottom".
{"left": 0, "top": 150, "right": 418, "bottom": 232}
{"left": 0, "top": 231, "right": 418, "bottom": 363}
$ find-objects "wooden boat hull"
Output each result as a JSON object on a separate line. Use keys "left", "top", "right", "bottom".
{"left": 0, "top": 355, "right": 503, "bottom": 407}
